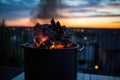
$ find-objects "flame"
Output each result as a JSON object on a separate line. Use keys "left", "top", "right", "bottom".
{"left": 33, "top": 35, "right": 48, "bottom": 47}
{"left": 50, "top": 45, "right": 55, "bottom": 49}
{"left": 50, "top": 42, "right": 64, "bottom": 49}
{"left": 34, "top": 38, "right": 67, "bottom": 49}
{"left": 33, "top": 39, "right": 39, "bottom": 47}
{"left": 33, "top": 35, "right": 72, "bottom": 49}
{"left": 67, "top": 43, "right": 72, "bottom": 47}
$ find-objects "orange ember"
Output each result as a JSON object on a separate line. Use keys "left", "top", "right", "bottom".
{"left": 50, "top": 42, "right": 64, "bottom": 49}
{"left": 33, "top": 36, "right": 48, "bottom": 47}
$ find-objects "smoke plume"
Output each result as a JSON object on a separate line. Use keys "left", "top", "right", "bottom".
{"left": 32, "top": 0, "right": 61, "bottom": 20}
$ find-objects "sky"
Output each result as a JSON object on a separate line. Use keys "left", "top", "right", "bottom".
{"left": 0, "top": 0, "right": 120, "bottom": 28}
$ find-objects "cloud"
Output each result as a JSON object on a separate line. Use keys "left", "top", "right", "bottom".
{"left": 0, "top": 0, "right": 11, "bottom": 4}
{"left": 61, "top": 0, "right": 89, "bottom": 7}
{"left": 0, "top": 10, "right": 30, "bottom": 20}
{"left": 12, "top": 0, "right": 22, "bottom": 2}
{"left": 68, "top": 9, "right": 96, "bottom": 13}
{"left": 86, "top": 0, "right": 101, "bottom": 5}
{"left": 99, "top": 0, "right": 120, "bottom": 6}
{"left": 0, "top": 0, "right": 39, "bottom": 20}
{"left": 62, "top": 14, "right": 120, "bottom": 18}
{"left": 87, "top": 14, "right": 120, "bottom": 17}
{"left": 57, "top": 6, "right": 120, "bottom": 18}
{"left": 112, "top": 21, "right": 120, "bottom": 23}
{"left": 0, "top": 0, "right": 120, "bottom": 20}
{"left": 0, "top": 0, "right": 37, "bottom": 11}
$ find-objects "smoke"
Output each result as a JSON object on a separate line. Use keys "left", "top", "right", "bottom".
{"left": 31, "top": 0, "right": 62, "bottom": 20}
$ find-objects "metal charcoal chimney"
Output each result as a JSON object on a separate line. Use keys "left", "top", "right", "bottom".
{"left": 21, "top": 19, "right": 83, "bottom": 80}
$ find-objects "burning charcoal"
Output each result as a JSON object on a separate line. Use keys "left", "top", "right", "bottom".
{"left": 33, "top": 43, "right": 37, "bottom": 47}
{"left": 33, "top": 19, "right": 72, "bottom": 49}
{"left": 55, "top": 21, "right": 61, "bottom": 28}
{"left": 62, "top": 39, "right": 71, "bottom": 45}
{"left": 27, "top": 42, "right": 36, "bottom": 47}
{"left": 60, "top": 32, "right": 64, "bottom": 39}
{"left": 55, "top": 30, "right": 64, "bottom": 40}
{"left": 42, "top": 24, "right": 49, "bottom": 30}
{"left": 41, "top": 24, "right": 49, "bottom": 34}
{"left": 45, "top": 29, "right": 55, "bottom": 38}
{"left": 39, "top": 43, "right": 46, "bottom": 48}
{"left": 64, "top": 36, "right": 71, "bottom": 40}
{"left": 34, "top": 23, "right": 41, "bottom": 30}
{"left": 48, "top": 24, "right": 53, "bottom": 29}
{"left": 36, "top": 23, "right": 40, "bottom": 26}
{"left": 50, "top": 18, "right": 56, "bottom": 26}
{"left": 34, "top": 23, "right": 40, "bottom": 27}
{"left": 44, "top": 40, "right": 52, "bottom": 47}
{"left": 55, "top": 40, "right": 61, "bottom": 44}
{"left": 49, "top": 31, "right": 55, "bottom": 38}
{"left": 61, "top": 26, "right": 67, "bottom": 31}
{"left": 54, "top": 33, "right": 61, "bottom": 40}
{"left": 35, "top": 37, "right": 40, "bottom": 43}
{"left": 56, "top": 30, "right": 64, "bottom": 40}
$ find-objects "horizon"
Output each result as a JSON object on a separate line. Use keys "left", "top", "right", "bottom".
{"left": 5, "top": 25, "right": 120, "bottom": 29}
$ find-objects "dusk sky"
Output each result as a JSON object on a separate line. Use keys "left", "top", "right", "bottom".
{"left": 0, "top": 0, "right": 120, "bottom": 28}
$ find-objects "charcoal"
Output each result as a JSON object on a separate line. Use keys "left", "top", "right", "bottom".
{"left": 27, "top": 42, "right": 36, "bottom": 47}
{"left": 42, "top": 24, "right": 49, "bottom": 34}
{"left": 35, "top": 37, "right": 40, "bottom": 43}
{"left": 55, "top": 21, "right": 61, "bottom": 29}
{"left": 49, "top": 31, "right": 55, "bottom": 38}
{"left": 66, "top": 33, "right": 72, "bottom": 36}
{"left": 48, "top": 24, "right": 53, "bottom": 29}
{"left": 45, "top": 29, "right": 55, "bottom": 38}
{"left": 34, "top": 23, "right": 40, "bottom": 27}
{"left": 54, "top": 31, "right": 63, "bottom": 40}
{"left": 42, "top": 24, "right": 49, "bottom": 30}
{"left": 64, "top": 36, "right": 70, "bottom": 39}
{"left": 54, "top": 33, "right": 61, "bottom": 40}
{"left": 60, "top": 32, "right": 64, "bottom": 39}
{"left": 34, "top": 23, "right": 41, "bottom": 30}
{"left": 62, "top": 39, "right": 71, "bottom": 45}
{"left": 44, "top": 40, "right": 52, "bottom": 47}
{"left": 39, "top": 43, "right": 46, "bottom": 48}
{"left": 61, "top": 26, "right": 67, "bottom": 31}
{"left": 33, "top": 43, "right": 36, "bottom": 47}
{"left": 50, "top": 18, "right": 56, "bottom": 26}
{"left": 55, "top": 40, "right": 61, "bottom": 44}
{"left": 33, "top": 19, "right": 72, "bottom": 49}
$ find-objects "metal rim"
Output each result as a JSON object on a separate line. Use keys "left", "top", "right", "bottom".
{"left": 21, "top": 43, "right": 83, "bottom": 51}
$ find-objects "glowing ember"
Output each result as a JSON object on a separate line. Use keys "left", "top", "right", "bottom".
{"left": 33, "top": 18, "right": 72, "bottom": 49}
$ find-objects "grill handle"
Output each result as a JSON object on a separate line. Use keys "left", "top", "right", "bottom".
{"left": 20, "top": 43, "right": 28, "bottom": 48}
{"left": 77, "top": 45, "right": 84, "bottom": 52}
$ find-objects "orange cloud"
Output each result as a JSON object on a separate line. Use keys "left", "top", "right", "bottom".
{"left": 6, "top": 18, "right": 34, "bottom": 27}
